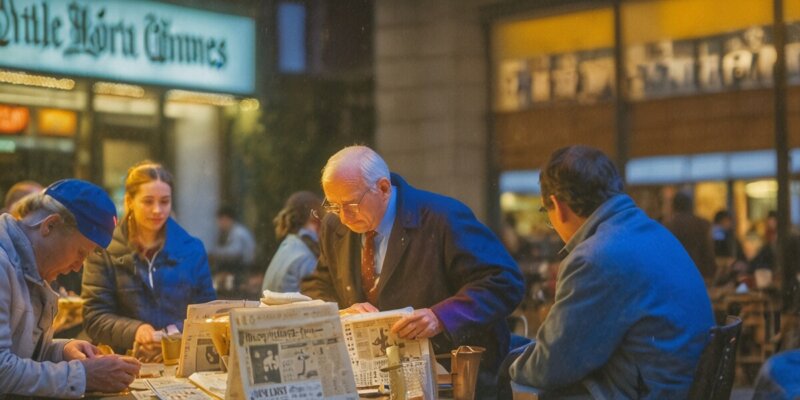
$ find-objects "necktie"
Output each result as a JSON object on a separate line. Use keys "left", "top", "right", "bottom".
{"left": 361, "top": 230, "right": 378, "bottom": 304}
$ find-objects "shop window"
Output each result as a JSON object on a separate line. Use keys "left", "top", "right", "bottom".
{"left": 278, "top": 2, "right": 307, "bottom": 73}
{"left": 491, "top": 8, "right": 615, "bottom": 111}
{"left": 622, "top": 0, "right": 785, "bottom": 100}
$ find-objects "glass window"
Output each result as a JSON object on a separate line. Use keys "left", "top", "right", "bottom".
{"left": 278, "top": 2, "right": 307, "bottom": 73}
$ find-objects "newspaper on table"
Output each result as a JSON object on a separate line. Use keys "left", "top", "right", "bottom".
{"left": 227, "top": 300, "right": 358, "bottom": 400}
{"left": 340, "top": 307, "right": 436, "bottom": 399}
{"left": 188, "top": 371, "right": 228, "bottom": 399}
{"left": 142, "top": 377, "right": 215, "bottom": 400}
{"left": 177, "top": 300, "right": 261, "bottom": 377}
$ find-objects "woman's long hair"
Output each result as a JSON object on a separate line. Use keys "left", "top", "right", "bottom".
{"left": 273, "top": 191, "right": 322, "bottom": 241}
{"left": 124, "top": 160, "right": 174, "bottom": 247}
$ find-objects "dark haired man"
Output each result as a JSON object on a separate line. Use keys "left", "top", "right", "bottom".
{"left": 509, "top": 145, "right": 714, "bottom": 399}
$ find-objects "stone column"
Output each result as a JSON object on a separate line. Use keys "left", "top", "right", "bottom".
{"left": 374, "top": 0, "right": 491, "bottom": 220}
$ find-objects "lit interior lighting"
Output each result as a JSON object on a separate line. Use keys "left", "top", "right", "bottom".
{"left": 745, "top": 180, "right": 777, "bottom": 199}
{"left": 93, "top": 82, "right": 146, "bottom": 98}
{"left": 239, "top": 98, "right": 260, "bottom": 111}
{"left": 166, "top": 90, "right": 237, "bottom": 107}
{"left": 0, "top": 70, "right": 74, "bottom": 90}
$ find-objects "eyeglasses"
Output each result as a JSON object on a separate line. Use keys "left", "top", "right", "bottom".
{"left": 539, "top": 206, "right": 553, "bottom": 230}
{"left": 312, "top": 189, "right": 371, "bottom": 219}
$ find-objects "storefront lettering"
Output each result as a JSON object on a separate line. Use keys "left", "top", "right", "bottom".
{"left": 144, "top": 14, "right": 226, "bottom": 68}
{"left": 0, "top": 0, "right": 62, "bottom": 47}
{"left": 0, "top": 0, "right": 228, "bottom": 69}
{"left": 64, "top": 2, "right": 136, "bottom": 58}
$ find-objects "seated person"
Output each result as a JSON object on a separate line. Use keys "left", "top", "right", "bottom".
{"left": 209, "top": 205, "right": 256, "bottom": 293}
{"left": 0, "top": 179, "right": 140, "bottom": 397}
{"left": 262, "top": 191, "right": 322, "bottom": 293}
{"left": 509, "top": 146, "right": 714, "bottom": 399}
{"left": 82, "top": 161, "right": 216, "bottom": 360}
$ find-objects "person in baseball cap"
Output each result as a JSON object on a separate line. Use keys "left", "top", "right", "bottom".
{"left": 43, "top": 179, "right": 117, "bottom": 248}
{"left": 0, "top": 179, "right": 139, "bottom": 397}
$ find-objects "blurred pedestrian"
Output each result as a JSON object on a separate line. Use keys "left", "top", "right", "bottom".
{"left": 81, "top": 161, "right": 216, "bottom": 360}
{"left": 662, "top": 191, "right": 717, "bottom": 281}
{"left": 749, "top": 210, "right": 778, "bottom": 273}
{"left": 262, "top": 191, "right": 322, "bottom": 293}
{"left": 209, "top": 205, "right": 256, "bottom": 294}
{"left": 0, "top": 179, "right": 140, "bottom": 397}
{"left": 712, "top": 209, "right": 744, "bottom": 260}
{"left": 2, "top": 180, "right": 43, "bottom": 215}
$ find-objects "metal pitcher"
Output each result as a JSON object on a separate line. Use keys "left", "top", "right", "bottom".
{"left": 450, "top": 346, "right": 485, "bottom": 400}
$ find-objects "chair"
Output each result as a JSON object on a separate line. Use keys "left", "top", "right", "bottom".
{"left": 688, "top": 315, "right": 743, "bottom": 400}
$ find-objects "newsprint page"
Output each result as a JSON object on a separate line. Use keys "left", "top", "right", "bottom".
{"left": 227, "top": 301, "right": 358, "bottom": 400}
{"left": 178, "top": 300, "right": 260, "bottom": 377}
{"left": 340, "top": 308, "right": 436, "bottom": 399}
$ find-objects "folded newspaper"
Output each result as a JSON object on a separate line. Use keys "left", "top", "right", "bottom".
{"left": 340, "top": 308, "right": 436, "bottom": 399}
{"left": 227, "top": 301, "right": 358, "bottom": 400}
{"left": 260, "top": 290, "right": 313, "bottom": 305}
{"left": 177, "top": 300, "right": 261, "bottom": 377}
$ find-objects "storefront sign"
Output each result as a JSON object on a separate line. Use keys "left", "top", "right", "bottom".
{"left": 0, "top": 0, "right": 255, "bottom": 94}
{"left": 0, "top": 105, "right": 29, "bottom": 133}
{"left": 496, "top": 23, "right": 800, "bottom": 111}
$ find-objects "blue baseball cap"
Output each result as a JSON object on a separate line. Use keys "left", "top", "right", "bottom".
{"left": 44, "top": 179, "right": 117, "bottom": 248}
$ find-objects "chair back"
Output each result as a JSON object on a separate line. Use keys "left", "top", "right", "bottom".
{"left": 688, "top": 315, "right": 743, "bottom": 400}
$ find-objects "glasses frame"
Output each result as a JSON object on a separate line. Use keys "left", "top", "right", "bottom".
{"left": 313, "top": 188, "right": 372, "bottom": 219}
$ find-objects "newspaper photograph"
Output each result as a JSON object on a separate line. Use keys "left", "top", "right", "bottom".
{"left": 228, "top": 301, "right": 358, "bottom": 400}
{"left": 178, "top": 300, "right": 260, "bottom": 377}
{"left": 340, "top": 307, "right": 435, "bottom": 399}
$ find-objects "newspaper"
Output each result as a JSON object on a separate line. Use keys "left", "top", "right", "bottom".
{"left": 177, "top": 300, "right": 261, "bottom": 377}
{"left": 188, "top": 371, "right": 228, "bottom": 399}
{"left": 227, "top": 301, "right": 358, "bottom": 400}
{"left": 340, "top": 308, "right": 436, "bottom": 399}
{"left": 143, "top": 377, "right": 215, "bottom": 400}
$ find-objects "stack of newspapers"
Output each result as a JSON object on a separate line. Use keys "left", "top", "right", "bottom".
{"left": 137, "top": 297, "right": 436, "bottom": 400}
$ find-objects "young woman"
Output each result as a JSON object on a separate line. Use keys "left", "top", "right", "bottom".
{"left": 81, "top": 161, "right": 216, "bottom": 361}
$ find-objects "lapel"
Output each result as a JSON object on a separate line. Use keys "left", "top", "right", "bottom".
{"left": 376, "top": 221, "right": 410, "bottom": 294}
{"left": 334, "top": 222, "right": 364, "bottom": 303}
{"left": 376, "top": 174, "right": 418, "bottom": 295}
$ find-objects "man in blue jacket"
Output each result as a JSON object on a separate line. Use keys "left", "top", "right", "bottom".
{"left": 509, "top": 145, "right": 714, "bottom": 399}
{"left": 301, "top": 145, "right": 524, "bottom": 399}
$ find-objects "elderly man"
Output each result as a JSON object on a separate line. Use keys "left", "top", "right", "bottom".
{"left": 0, "top": 179, "right": 140, "bottom": 398}
{"left": 509, "top": 146, "right": 714, "bottom": 399}
{"left": 301, "top": 145, "right": 524, "bottom": 398}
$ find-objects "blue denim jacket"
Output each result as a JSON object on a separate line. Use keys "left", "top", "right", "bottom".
{"left": 82, "top": 218, "right": 216, "bottom": 353}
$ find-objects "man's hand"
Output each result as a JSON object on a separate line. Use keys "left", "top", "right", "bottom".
{"left": 390, "top": 308, "right": 443, "bottom": 339}
{"left": 63, "top": 340, "right": 99, "bottom": 360}
{"left": 82, "top": 355, "right": 141, "bottom": 393}
{"left": 342, "top": 302, "right": 379, "bottom": 315}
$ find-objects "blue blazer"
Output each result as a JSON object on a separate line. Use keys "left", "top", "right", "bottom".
{"left": 302, "top": 173, "right": 524, "bottom": 393}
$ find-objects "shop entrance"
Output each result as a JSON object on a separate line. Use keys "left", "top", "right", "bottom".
{"left": 92, "top": 117, "right": 163, "bottom": 209}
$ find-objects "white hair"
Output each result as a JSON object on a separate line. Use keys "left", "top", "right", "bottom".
{"left": 321, "top": 145, "right": 390, "bottom": 187}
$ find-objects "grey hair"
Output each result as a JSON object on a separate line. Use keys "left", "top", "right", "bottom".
{"left": 321, "top": 145, "right": 390, "bottom": 188}
{"left": 11, "top": 192, "right": 78, "bottom": 229}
